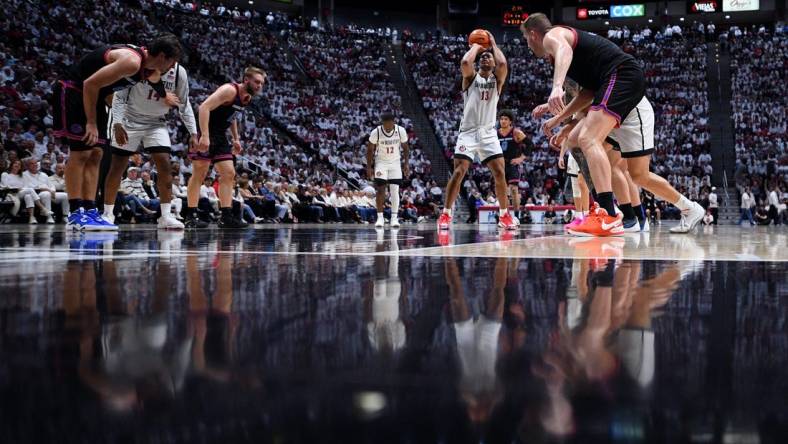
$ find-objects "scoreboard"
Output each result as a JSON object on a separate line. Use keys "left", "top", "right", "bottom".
{"left": 501, "top": 5, "right": 530, "bottom": 27}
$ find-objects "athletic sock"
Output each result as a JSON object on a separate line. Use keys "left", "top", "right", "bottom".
{"left": 103, "top": 204, "right": 114, "bottom": 216}
{"left": 220, "top": 207, "right": 233, "bottom": 219}
{"left": 499, "top": 208, "right": 508, "bottom": 217}
{"left": 160, "top": 203, "right": 171, "bottom": 216}
{"left": 69, "top": 199, "right": 81, "bottom": 213}
{"left": 185, "top": 206, "right": 196, "bottom": 217}
{"left": 443, "top": 208, "right": 452, "bottom": 217}
{"left": 674, "top": 195, "right": 692, "bottom": 211}
{"left": 596, "top": 192, "right": 616, "bottom": 216}
{"left": 82, "top": 200, "right": 95, "bottom": 210}
{"left": 633, "top": 204, "right": 646, "bottom": 223}
{"left": 620, "top": 203, "right": 636, "bottom": 221}
{"left": 377, "top": 212, "right": 384, "bottom": 220}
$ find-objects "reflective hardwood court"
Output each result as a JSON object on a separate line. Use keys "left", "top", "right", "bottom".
{"left": 0, "top": 224, "right": 785, "bottom": 443}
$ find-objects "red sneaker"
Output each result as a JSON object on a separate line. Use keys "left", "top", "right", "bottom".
{"left": 498, "top": 211, "right": 517, "bottom": 230}
{"left": 568, "top": 207, "right": 624, "bottom": 237}
{"left": 437, "top": 212, "right": 452, "bottom": 230}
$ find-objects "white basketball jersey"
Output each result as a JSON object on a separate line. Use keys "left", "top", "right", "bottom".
{"left": 459, "top": 73, "right": 499, "bottom": 133}
{"left": 112, "top": 64, "right": 196, "bottom": 135}
{"left": 369, "top": 124, "right": 407, "bottom": 162}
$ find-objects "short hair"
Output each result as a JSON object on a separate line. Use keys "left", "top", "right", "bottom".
{"left": 244, "top": 66, "right": 267, "bottom": 79}
{"left": 498, "top": 109, "right": 515, "bottom": 121}
{"left": 148, "top": 33, "right": 182, "bottom": 60}
{"left": 521, "top": 13, "right": 552, "bottom": 35}
{"left": 380, "top": 112, "right": 395, "bottom": 122}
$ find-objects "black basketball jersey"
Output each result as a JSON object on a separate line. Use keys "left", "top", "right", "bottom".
{"left": 499, "top": 127, "right": 522, "bottom": 161}
{"left": 207, "top": 84, "right": 249, "bottom": 134}
{"left": 552, "top": 26, "right": 636, "bottom": 91}
{"left": 67, "top": 44, "right": 149, "bottom": 100}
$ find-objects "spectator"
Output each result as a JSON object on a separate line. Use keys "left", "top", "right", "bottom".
{"left": 121, "top": 168, "right": 158, "bottom": 222}
{"left": 739, "top": 187, "right": 755, "bottom": 225}
{"left": 22, "top": 157, "right": 62, "bottom": 223}
{"left": 1, "top": 159, "right": 49, "bottom": 223}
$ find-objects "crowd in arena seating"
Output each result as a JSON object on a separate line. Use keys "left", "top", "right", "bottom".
{"left": 0, "top": 0, "right": 784, "bottom": 225}
{"left": 0, "top": 0, "right": 444, "bottom": 224}
{"left": 729, "top": 25, "right": 787, "bottom": 223}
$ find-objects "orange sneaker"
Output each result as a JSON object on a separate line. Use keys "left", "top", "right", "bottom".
{"left": 437, "top": 212, "right": 452, "bottom": 230}
{"left": 568, "top": 207, "right": 624, "bottom": 237}
{"left": 498, "top": 211, "right": 517, "bottom": 230}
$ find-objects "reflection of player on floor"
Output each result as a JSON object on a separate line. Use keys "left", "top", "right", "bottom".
{"left": 366, "top": 113, "right": 410, "bottom": 228}
{"left": 498, "top": 110, "right": 527, "bottom": 222}
{"left": 445, "top": 257, "right": 507, "bottom": 425}
{"left": 438, "top": 31, "right": 517, "bottom": 231}
{"left": 521, "top": 13, "right": 704, "bottom": 236}
{"left": 185, "top": 67, "right": 266, "bottom": 229}
{"left": 103, "top": 63, "right": 198, "bottom": 229}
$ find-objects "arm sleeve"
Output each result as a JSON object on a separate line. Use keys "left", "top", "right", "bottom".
{"left": 111, "top": 86, "right": 130, "bottom": 124}
{"left": 176, "top": 67, "right": 198, "bottom": 135}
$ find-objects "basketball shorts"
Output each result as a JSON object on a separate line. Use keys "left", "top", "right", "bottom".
{"left": 590, "top": 60, "right": 646, "bottom": 129}
{"left": 504, "top": 161, "right": 520, "bottom": 184}
{"left": 51, "top": 80, "right": 110, "bottom": 150}
{"left": 109, "top": 119, "right": 172, "bottom": 156}
{"left": 454, "top": 129, "right": 503, "bottom": 165}
{"left": 374, "top": 160, "right": 403, "bottom": 185}
{"left": 607, "top": 96, "right": 655, "bottom": 158}
{"left": 188, "top": 133, "right": 234, "bottom": 163}
{"left": 567, "top": 154, "right": 579, "bottom": 177}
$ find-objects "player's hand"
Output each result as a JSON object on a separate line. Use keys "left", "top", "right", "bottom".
{"left": 113, "top": 124, "right": 128, "bottom": 146}
{"left": 549, "top": 134, "right": 562, "bottom": 152}
{"left": 83, "top": 122, "right": 99, "bottom": 146}
{"left": 511, "top": 156, "right": 525, "bottom": 166}
{"left": 367, "top": 167, "right": 374, "bottom": 180}
{"left": 542, "top": 115, "right": 561, "bottom": 140}
{"left": 548, "top": 85, "right": 565, "bottom": 115}
{"left": 486, "top": 31, "right": 497, "bottom": 48}
{"left": 197, "top": 134, "right": 210, "bottom": 152}
{"left": 188, "top": 134, "right": 199, "bottom": 152}
{"left": 164, "top": 92, "right": 180, "bottom": 107}
{"left": 232, "top": 139, "right": 242, "bottom": 155}
{"left": 558, "top": 156, "right": 566, "bottom": 170}
{"left": 532, "top": 103, "right": 550, "bottom": 119}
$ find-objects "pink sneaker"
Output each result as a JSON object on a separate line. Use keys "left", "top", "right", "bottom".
{"left": 564, "top": 216, "right": 584, "bottom": 233}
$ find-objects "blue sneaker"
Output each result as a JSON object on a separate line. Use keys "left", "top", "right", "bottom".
{"left": 67, "top": 209, "right": 96, "bottom": 231}
{"left": 86, "top": 209, "right": 118, "bottom": 231}
{"left": 66, "top": 210, "right": 83, "bottom": 231}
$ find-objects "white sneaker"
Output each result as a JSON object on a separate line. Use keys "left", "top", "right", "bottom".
{"left": 157, "top": 213, "right": 185, "bottom": 230}
{"left": 375, "top": 217, "right": 385, "bottom": 228}
{"left": 29, "top": 215, "right": 37, "bottom": 224}
{"left": 670, "top": 202, "right": 704, "bottom": 234}
{"left": 46, "top": 216, "right": 55, "bottom": 224}
{"left": 391, "top": 218, "right": 400, "bottom": 228}
{"left": 641, "top": 219, "right": 650, "bottom": 232}
{"left": 103, "top": 212, "right": 115, "bottom": 224}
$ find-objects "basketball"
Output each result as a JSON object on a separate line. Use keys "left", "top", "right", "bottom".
{"left": 468, "top": 29, "right": 491, "bottom": 48}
